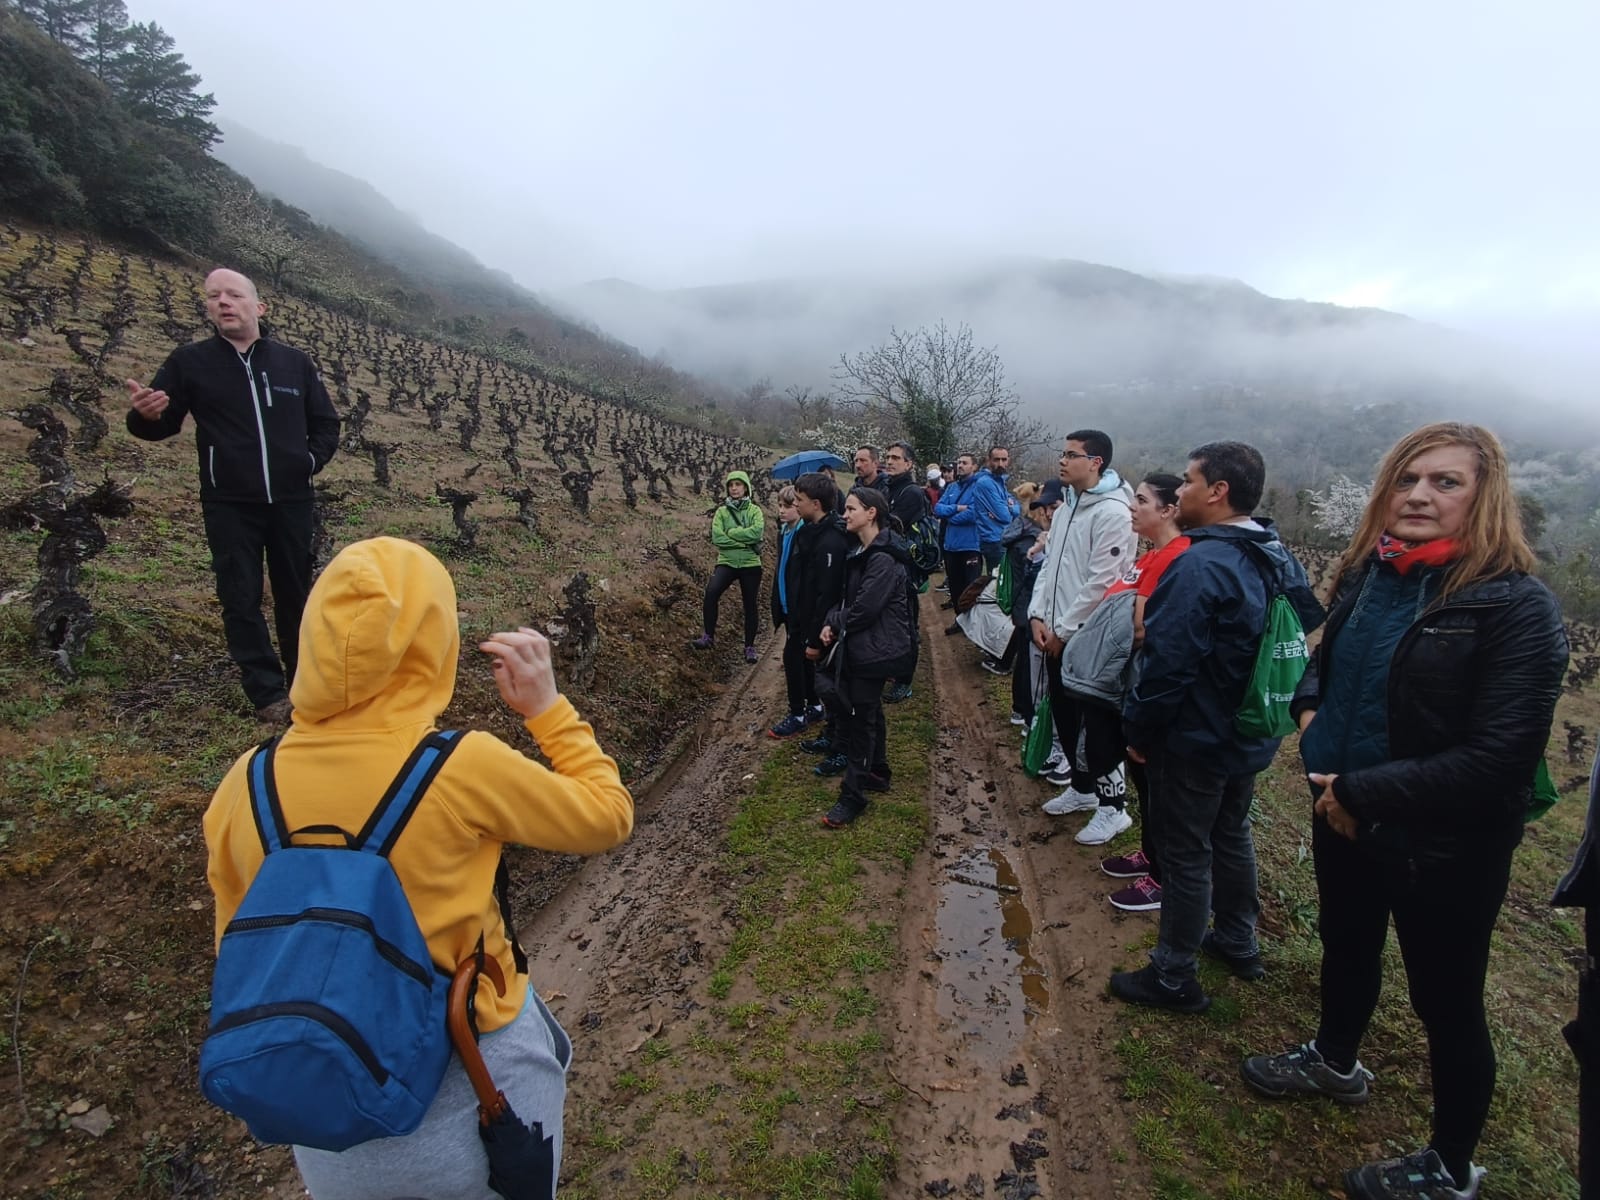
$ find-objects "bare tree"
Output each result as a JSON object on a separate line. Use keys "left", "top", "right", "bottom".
{"left": 831, "top": 321, "right": 1046, "bottom": 465}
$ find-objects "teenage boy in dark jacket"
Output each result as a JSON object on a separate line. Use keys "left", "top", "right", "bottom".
{"left": 1112, "top": 441, "right": 1323, "bottom": 1014}
{"left": 126, "top": 268, "right": 340, "bottom": 723}
{"left": 787, "top": 473, "right": 853, "bottom": 765}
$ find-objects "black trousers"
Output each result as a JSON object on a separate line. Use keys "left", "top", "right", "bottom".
{"left": 891, "top": 581, "right": 922, "bottom": 684}
{"left": 945, "top": 549, "right": 983, "bottom": 611}
{"left": 1313, "top": 817, "right": 1520, "bottom": 1181}
{"left": 201, "top": 499, "right": 314, "bottom": 709}
{"left": 1009, "top": 632, "right": 1034, "bottom": 720}
{"left": 780, "top": 629, "right": 817, "bottom": 717}
{"left": 829, "top": 673, "right": 889, "bottom": 810}
{"left": 703, "top": 564, "right": 762, "bottom": 645}
{"left": 1046, "top": 660, "right": 1127, "bottom": 809}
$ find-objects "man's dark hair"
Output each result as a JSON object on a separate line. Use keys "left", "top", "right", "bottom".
{"left": 855, "top": 445, "right": 881, "bottom": 464}
{"left": 1188, "top": 441, "right": 1265, "bottom": 514}
{"left": 1065, "top": 429, "right": 1113, "bottom": 469}
{"left": 795, "top": 471, "right": 838, "bottom": 513}
{"left": 887, "top": 440, "right": 915, "bottom": 464}
{"left": 988, "top": 444, "right": 1010, "bottom": 458}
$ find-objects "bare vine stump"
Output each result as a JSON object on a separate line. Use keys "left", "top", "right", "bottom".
{"left": 1, "top": 406, "right": 132, "bottom": 676}
{"left": 557, "top": 571, "right": 600, "bottom": 690}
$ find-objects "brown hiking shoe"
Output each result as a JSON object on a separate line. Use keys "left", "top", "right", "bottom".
{"left": 255, "top": 698, "right": 293, "bottom": 725}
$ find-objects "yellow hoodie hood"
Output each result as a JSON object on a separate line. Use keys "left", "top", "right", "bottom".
{"left": 290, "top": 537, "right": 458, "bottom": 729}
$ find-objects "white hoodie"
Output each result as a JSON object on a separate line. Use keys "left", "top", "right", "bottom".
{"left": 1026, "top": 468, "right": 1137, "bottom": 643}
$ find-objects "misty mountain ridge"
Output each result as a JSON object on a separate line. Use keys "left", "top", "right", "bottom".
{"left": 551, "top": 256, "right": 1489, "bottom": 405}
{"left": 214, "top": 120, "right": 546, "bottom": 311}
{"left": 210, "top": 119, "right": 1589, "bottom": 456}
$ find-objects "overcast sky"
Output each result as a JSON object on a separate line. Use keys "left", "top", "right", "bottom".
{"left": 141, "top": 0, "right": 1596, "bottom": 361}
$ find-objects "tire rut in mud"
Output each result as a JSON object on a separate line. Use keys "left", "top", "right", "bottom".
{"left": 500, "top": 606, "right": 1146, "bottom": 1197}
{"left": 886, "top": 600, "right": 1140, "bottom": 1199}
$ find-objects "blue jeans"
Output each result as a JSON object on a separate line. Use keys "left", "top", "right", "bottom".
{"left": 1145, "top": 746, "right": 1260, "bottom": 985}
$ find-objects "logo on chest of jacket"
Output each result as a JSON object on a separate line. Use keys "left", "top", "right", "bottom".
{"left": 271, "top": 385, "right": 302, "bottom": 397}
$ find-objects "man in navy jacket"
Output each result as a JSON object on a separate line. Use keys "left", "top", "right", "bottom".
{"left": 1113, "top": 441, "right": 1321, "bottom": 1013}
{"left": 126, "top": 268, "right": 340, "bottom": 723}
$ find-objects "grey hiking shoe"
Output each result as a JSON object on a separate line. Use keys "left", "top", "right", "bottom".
{"left": 1344, "top": 1148, "right": 1484, "bottom": 1199}
{"left": 1240, "top": 1041, "right": 1372, "bottom": 1104}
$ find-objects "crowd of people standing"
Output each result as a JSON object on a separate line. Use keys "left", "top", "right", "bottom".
{"left": 693, "top": 421, "right": 1573, "bottom": 1200}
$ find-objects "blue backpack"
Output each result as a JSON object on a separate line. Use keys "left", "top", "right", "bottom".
{"left": 199, "top": 730, "right": 463, "bottom": 1151}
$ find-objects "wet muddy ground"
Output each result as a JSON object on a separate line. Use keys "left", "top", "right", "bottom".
{"left": 494, "top": 596, "right": 1152, "bottom": 1197}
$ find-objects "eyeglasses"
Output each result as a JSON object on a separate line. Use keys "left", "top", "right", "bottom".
{"left": 1061, "top": 451, "right": 1100, "bottom": 462}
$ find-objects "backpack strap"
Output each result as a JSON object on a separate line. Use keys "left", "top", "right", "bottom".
{"left": 357, "top": 730, "right": 464, "bottom": 856}
{"left": 246, "top": 737, "right": 290, "bottom": 855}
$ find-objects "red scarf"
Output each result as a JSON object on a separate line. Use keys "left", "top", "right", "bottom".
{"left": 1376, "top": 533, "right": 1461, "bottom": 575}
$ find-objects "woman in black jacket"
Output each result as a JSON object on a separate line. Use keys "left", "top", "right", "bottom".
{"left": 1241, "top": 423, "right": 1569, "bottom": 1200}
{"left": 817, "top": 487, "right": 914, "bottom": 828}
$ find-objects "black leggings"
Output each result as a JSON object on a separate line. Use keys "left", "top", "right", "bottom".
{"left": 1128, "top": 758, "right": 1158, "bottom": 882}
{"left": 1046, "top": 664, "right": 1126, "bottom": 809}
{"left": 703, "top": 565, "right": 762, "bottom": 646}
{"left": 1313, "top": 817, "right": 1520, "bottom": 1181}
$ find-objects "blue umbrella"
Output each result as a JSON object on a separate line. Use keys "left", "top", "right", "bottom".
{"left": 770, "top": 450, "right": 846, "bottom": 480}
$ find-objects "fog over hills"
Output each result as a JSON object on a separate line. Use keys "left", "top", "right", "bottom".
{"left": 551, "top": 261, "right": 1565, "bottom": 434}
{"left": 212, "top": 121, "right": 1595, "bottom": 463}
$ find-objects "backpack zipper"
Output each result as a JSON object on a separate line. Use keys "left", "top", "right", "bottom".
{"left": 225, "top": 907, "right": 433, "bottom": 986}
{"left": 208, "top": 1001, "right": 389, "bottom": 1085}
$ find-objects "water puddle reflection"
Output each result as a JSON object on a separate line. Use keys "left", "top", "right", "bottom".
{"left": 934, "top": 844, "right": 1050, "bottom": 1063}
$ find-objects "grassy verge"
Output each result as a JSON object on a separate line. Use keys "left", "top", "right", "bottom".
{"left": 561, "top": 672, "right": 939, "bottom": 1199}
{"left": 1108, "top": 748, "right": 1587, "bottom": 1200}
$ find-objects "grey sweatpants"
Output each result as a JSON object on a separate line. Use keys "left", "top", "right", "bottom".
{"left": 293, "top": 987, "right": 573, "bottom": 1200}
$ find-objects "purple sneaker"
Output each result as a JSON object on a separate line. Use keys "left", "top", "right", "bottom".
{"left": 744, "top": 644, "right": 758, "bottom": 663}
{"left": 689, "top": 633, "right": 714, "bottom": 649}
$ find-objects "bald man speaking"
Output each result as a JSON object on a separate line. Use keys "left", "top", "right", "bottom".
{"left": 126, "top": 268, "right": 341, "bottom": 724}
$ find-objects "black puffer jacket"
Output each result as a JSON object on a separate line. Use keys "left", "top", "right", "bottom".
{"left": 824, "top": 530, "right": 914, "bottom": 680}
{"left": 1299, "top": 567, "right": 1569, "bottom": 834}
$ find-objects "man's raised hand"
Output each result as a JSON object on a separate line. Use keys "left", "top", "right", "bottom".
{"left": 125, "top": 378, "right": 170, "bottom": 420}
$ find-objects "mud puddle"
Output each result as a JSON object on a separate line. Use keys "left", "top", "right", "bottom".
{"left": 936, "top": 844, "right": 1050, "bottom": 1065}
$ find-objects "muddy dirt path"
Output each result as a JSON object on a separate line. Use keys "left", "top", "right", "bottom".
{"left": 474, "top": 601, "right": 1146, "bottom": 1197}
{"left": 884, "top": 606, "right": 1140, "bottom": 1199}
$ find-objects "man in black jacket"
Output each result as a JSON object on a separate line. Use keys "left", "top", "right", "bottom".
{"left": 126, "top": 268, "right": 341, "bottom": 723}
{"left": 881, "top": 441, "right": 929, "bottom": 703}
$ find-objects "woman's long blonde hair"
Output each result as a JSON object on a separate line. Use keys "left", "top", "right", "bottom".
{"left": 1333, "top": 421, "right": 1533, "bottom": 603}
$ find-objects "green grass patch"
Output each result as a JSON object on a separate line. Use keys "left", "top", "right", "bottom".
{"left": 561, "top": 667, "right": 936, "bottom": 1198}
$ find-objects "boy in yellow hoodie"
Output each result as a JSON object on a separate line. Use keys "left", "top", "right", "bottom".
{"left": 204, "top": 536, "right": 633, "bottom": 1200}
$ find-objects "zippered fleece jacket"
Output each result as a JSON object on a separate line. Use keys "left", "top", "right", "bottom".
{"left": 128, "top": 332, "right": 342, "bottom": 504}
{"left": 1027, "top": 470, "right": 1136, "bottom": 641}
{"left": 711, "top": 470, "right": 764, "bottom": 568}
{"left": 204, "top": 537, "right": 635, "bottom": 1031}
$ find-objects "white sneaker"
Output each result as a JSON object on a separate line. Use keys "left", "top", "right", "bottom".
{"left": 1076, "top": 806, "right": 1134, "bottom": 845}
{"left": 1042, "top": 787, "right": 1099, "bottom": 816}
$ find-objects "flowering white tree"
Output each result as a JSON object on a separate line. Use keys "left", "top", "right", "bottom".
{"left": 1312, "top": 475, "right": 1370, "bottom": 539}
{"left": 797, "top": 417, "right": 885, "bottom": 461}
